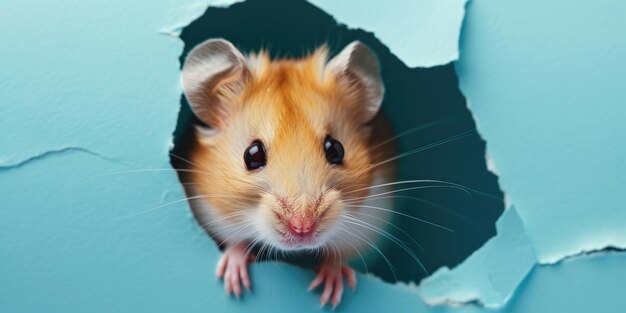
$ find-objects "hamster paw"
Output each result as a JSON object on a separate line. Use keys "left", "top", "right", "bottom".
{"left": 216, "top": 242, "right": 255, "bottom": 298}
{"left": 308, "top": 261, "right": 357, "bottom": 308}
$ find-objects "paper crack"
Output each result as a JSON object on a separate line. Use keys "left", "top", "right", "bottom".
{"left": 0, "top": 146, "right": 126, "bottom": 170}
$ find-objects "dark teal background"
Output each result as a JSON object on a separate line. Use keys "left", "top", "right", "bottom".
{"left": 172, "top": 0, "right": 504, "bottom": 284}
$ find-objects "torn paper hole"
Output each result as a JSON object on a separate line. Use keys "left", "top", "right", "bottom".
{"left": 169, "top": 0, "right": 504, "bottom": 287}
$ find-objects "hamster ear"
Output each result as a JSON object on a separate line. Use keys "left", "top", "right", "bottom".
{"left": 181, "top": 39, "right": 249, "bottom": 128}
{"left": 327, "top": 41, "right": 384, "bottom": 124}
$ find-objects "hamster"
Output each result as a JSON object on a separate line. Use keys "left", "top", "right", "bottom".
{"left": 178, "top": 38, "right": 396, "bottom": 308}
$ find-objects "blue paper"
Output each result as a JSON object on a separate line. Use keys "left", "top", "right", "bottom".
{"left": 1, "top": 0, "right": 625, "bottom": 312}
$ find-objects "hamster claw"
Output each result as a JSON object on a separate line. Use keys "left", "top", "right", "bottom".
{"left": 216, "top": 243, "right": 255, "bottom": 298}
{"left": 309, "top": 262, "right": 357, "bottom": 308}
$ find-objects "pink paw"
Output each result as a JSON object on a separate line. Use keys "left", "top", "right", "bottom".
{"left": 216, "top": 243, "right": 255, "bottom": 298}
{"left": 308, "top": 262, "right": 357, "bottom": 308}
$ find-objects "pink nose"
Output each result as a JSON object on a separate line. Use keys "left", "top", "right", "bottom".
{"left": 288, "top": 217, "right": 315, "bottom": 236}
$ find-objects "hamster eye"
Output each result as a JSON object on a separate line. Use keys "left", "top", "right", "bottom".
{"left": 244, "top": 140, "right": 267, "bottom": 171}
{"left": 324, "top": 135, "right": 344, "bottom": 165}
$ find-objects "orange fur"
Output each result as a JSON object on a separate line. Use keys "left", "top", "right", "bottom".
{"left": 182, "top": 46, "right": 395, "bottom": 256}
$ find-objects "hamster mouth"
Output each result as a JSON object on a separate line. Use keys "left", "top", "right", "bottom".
{"left": 276, "top": 230, "right": 321, "bottom": 249}
{"left": 272, "top": 207, "right": 327, "bottom": 249}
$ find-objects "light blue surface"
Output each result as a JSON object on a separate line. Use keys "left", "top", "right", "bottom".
{"left": 418, "top": 207, "right": 536, "bottom": 308}
{"left": 456, "top": 0, "right": 626, "bottom": 263}
{"left": 310, "top": 0, "right": 468, "bottom": 67}
{"left": 1, "top": 0, "right": 625, "bottom": 312}
{"left": 498, "top": 252, "right": 626, "bottom": 313}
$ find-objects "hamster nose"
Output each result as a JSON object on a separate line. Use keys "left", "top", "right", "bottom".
{"left": 288, "top": 217, "right": 315, "bottom": 236}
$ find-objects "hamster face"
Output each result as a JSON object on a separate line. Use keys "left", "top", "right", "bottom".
{"left": 182, "top": 40, "right": 384, "bottom": 251}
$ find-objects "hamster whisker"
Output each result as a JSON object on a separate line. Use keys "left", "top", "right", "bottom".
{"left": 266, "top": 245, "right": 275, "bottom": 262}
{"left": 171, "top": 153, "right": 275, "bottom": 195}
{"left": 91, "top": 167, "right": 272, "bottom": 194}
{"left": 341, "top": 216, "right": 428, "bottom": 275}
{"left": 347, "top": 194, "right": 478, "bottom": 227}
{"left": 333, "top": 182, "right": 370, "bottom": 197}
{"left": 198, "top": 211, "right": 251, "bottom": 229}
{"left": 345, "top": 185, "right": 472, "bottom": 203}
{"left": 256, "top": 242, "right": 270, "bottom": 262}
{"left": 319, "top": 245, "right": 327, "bottom": 260}
{"left": 370, "top": 119, "right": 457, "bottom": 151}
{"left": 257, "top": 243, "right": 279, "bottom": 265}
{"left": 114, "top": 194, "right": 215, "bottom": 220}
{"left": 216, "top": 223, "right": 256, "bottom": 249}
{"left": 316, "top": 246, "right": 325, "bottom": 260}
{"left": 380, "top": 128, "right": 475, "bottom": 166}
{"left": 277, "top": 248, "right": 286, "bottom": 264}
{"left": 181, "top": 173, "right": 272, "bottom": 195}
{"left": 265, "top": 244, "right": 275, "bottom": 262}
{"left": 244, "top": 234, "right": 264, "bottom": 257}
{"left": 91, "top": 167, "right": 244, "bottom": 186}
{"left": 345, "top": 211, "right": 423, "bottom": 250}
{"left": 95, "top": 167, "right": 208, "bottom": 176}
{"left": 258, "top": 245, "right": 269, "bottom": 263}
{"left": 330, "top": 241, "right": 343, "bottom": 265}
{"left": 345, "top": 204, "right": 454, "bottom": 232}
{"left": 182, "top": 181, "right": 261, "bottom": 190}
{"left": 337, "top": 236, "right": 369, "bottom": 274}
{"left": 311, "top": 246, "right": 320, "bottom": 259}
{"left": 188, "top": 172, "right": 273, "bottom": 195}
{"left": 192, "top": 193, "right": 263, "bottom": 202}
{"left": 270, "top": 245, "right": 281, "bottom": 264}
{"left": 169, "top": 152, "right": 201, "bottom": 168}
{"left": 343, "top": 179, "right": 483, "bottom": 197}
{"left": 341, "top": 216, "right": 412, "bottom": 253}
{"left": 356, "top": 129, "right": 475, "bottom": 177}
{"left": 336, "top": 223, "right": 398, "bottom": 281}
{"left": 118, "top": 194, "right": 258, "bottom": 220}
{"left": 270, "top": 246, "right": 282, "bottom": 265}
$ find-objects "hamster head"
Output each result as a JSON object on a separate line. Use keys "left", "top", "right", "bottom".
{"left": 181, "top": 39, "right": 384, "bottom": 251}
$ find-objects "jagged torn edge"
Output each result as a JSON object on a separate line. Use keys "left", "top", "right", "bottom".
{"left": 416, "top": 206, "right": 537, "bottom": 308}
{"left": 156, "top": 0, "right": 626, "bottom": 309}
{"left": 411, "top": 101, "right": 539, "bottom": 309}
{"left": 308, "top": 0, "right": 468, "bottom": 68}
{"left": 416, "top": 82, "right": 626, "bottom": 309}
{"left": 153, "top": 0, "right": 595, "bottom": 310}
{"left": 158, "top": 0, "right": 467, "bottom": 68}
{"left": 158, "top": 0, "right": 245, "bottom": 38}
{"left": 156, "top": 0, "right": 471, "bottom": 293}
